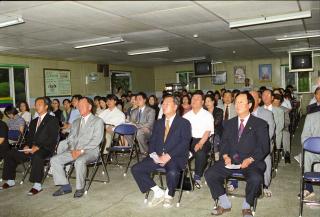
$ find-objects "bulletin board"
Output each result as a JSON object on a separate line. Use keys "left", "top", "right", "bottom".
{"left": 44, "top": 68, "right": 71, "bottom": 96}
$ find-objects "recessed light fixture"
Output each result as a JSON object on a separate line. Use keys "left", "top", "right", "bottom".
{"left": 127, "top": 47, "right": 169, "bottom": 56}
{"left": 74, "top": 36, "right": 124, "bottom": 49}
{"left": 277, "top": 33, "right": 320, "bottom": 41}
{"left": 193, "top": 34, "right": 199, "bottom": 38}
{"left": 233, "top": 50, "right": 236, "bottom": 54}
{"left": 229, "top": 10, "right": 311, "bottom": 28}
{"left": 173, "top": 56, "right": 206, "bottom": 63}
{"left": 0, "top": 17, "right": 25, "bottom": 28}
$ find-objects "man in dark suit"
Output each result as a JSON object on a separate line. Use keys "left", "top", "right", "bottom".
{"left": 306, "top": 87, "right": 320, "bottom": 114}
{"left": 0, "top": 97, "right": 59, "bottom": 196}
{"left": 131, "top": 95, "right": 191, "bottom": 208}
{"left": 205, "top": 92, "right": 269, "bottom": 217}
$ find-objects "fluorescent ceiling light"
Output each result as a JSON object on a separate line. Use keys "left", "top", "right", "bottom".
{"left": 74, "top": 36, "right": 124, "bottom": 49}
{"left": 128, "top": 47, "right": 169, "bottom": 56}
{"left": 212, "top": 61, "right": 222, "bottom": 64}
{"left": 173, "top": 56, "right": 206, "bottom": 63}
{"left": 229, "top": 10, "right": 311, "bottom": 28}
{"left": 277, "top": 34, "right": 320, "bottom": 41}
{"left": 0, "top": 17, "right": 24, "bottom": 28}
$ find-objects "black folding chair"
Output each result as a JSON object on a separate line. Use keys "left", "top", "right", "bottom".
{"left": 105, "top": 124, "right": 139, "bottom": 177}
{"left": 299, "top": 137, "right": 320, "bottom": 217}
{"left": 67, "top": 139, "right": 110, "bottom": 195}
{"left": 144, "top": 160, "right": 193, "bottom": 208}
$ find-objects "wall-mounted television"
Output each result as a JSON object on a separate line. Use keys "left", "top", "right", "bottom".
{"left": 194, "top": 61, "right": 212, "bottom": 76}
{"left": 289, "top": 50, "right": 313, "bottom": 72}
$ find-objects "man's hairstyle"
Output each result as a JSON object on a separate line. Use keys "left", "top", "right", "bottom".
{"left": 63, "top": 98, "right": 71, "bottom": 104}
{"left": 35, "top": 97, "right": 50, "bottom": 106}
{"left": 80, "top": 97, "right": 94, "bottom": 109}
{"left": 235, "top": 92, "right": 255, "bottom": 113}
{"left": 163, "top": 94, "right": 180, "bottom": 106}
{"left": 71, "top": 94, "right": 82, "bottom": 101}
{"left": 222, "top": 90, "right": 232, "bottom": 97}
{"left": 262, "top": 89, "right": 274, "bottom": 97}
{"left": 273, "top": 94, "right": 284, "bottom": 103}
{"left": 99, "top": 97, "right": 107, "bottom": 102}
{"left": 94, "top": 96, "right": 101, "bottom": 101}
{"left": 314, "top": 86, "right": 320, "bottom": 95}
{"left": 106, "top": 94, "right": 118, "bottom": 101}
{"left": 136, "top": 92, "right": 147, "bottom": 100}
{"left": 192, "top": 90, "right": 204, "bottom": 100}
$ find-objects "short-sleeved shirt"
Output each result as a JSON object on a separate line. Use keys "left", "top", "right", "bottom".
{"left": 0, "top": 120, "right": 9, "bottom": 147}
{"left": 183, "top": 108, "right": 214, "bottom": 138}
{"left": 7, "top": 115, "right": 25, "bottom": 131}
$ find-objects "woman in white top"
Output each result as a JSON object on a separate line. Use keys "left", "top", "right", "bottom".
{"left": 18, "top": 101, "right": 32, "bottom": 125}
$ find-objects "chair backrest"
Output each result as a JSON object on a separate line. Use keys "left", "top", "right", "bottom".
{"left": 113, "top": 124, "right": 137, "bottom": 135}
{"left": 304, "top": 137, "right": 320, "bottom": 154}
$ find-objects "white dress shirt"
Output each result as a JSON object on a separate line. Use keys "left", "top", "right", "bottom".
{"left": 183, "top": 107, "right": 214, "bottom": 138}
{"left": 264, "top": 104, "right": 273, "bottom": 111}
{"left": 238, "top": 114, "right": 250, "bottom": 129}
{"left": 99, "top": 107, "right": 125, "bottom": 128}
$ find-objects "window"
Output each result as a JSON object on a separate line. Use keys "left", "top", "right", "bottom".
{"left": 176, "top": 71, "right": 199, "bottom": 91}
{"left": 0, "top": 65, "right": 29, "bottom": 108}
{"left": 281, "top": 65, "right": 312, "bottom": 93}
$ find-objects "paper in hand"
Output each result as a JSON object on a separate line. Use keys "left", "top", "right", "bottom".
{"left": 225, "top": 164, "right": 241, "bottom": 170}
{"left": 149, "top": 152, "right": 162, "bottom": 164}
{"left": 18, "top": 149, "right": 32, "bottom": 152}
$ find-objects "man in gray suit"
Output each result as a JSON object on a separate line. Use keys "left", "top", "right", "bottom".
{"left": 127, "top": 92, "right": 155, "bottom": 154}
{"left": 221, "top": 90, "right": 237, "bottom": 121}
{"left": 51, "top": 97, "right": 104, "bottom": 198}
{"left": 300, "top": 111, "right": 320, "bottom": 199}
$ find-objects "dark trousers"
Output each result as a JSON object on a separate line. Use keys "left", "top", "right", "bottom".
{"left": 0, "top": 144, "right": 9, "bottom": 161}
{"left": 131, "top": 157, "right": 182, "bottom": 197}
{"left": 190, "top": 138, "right": 210, "bottom": 178}
{"left": 204, "top": 161, "right": 263, "bottom": 206}
{"left": 2, "top": 148, "right": 51, "bottom": 183}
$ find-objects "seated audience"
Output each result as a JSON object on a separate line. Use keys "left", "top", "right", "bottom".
{"left": 94, "top": 96, "right": 102, "bottom": 115}
{"left": 99, "top": 97, "right": 107, "bottom": 113}
{"left": 221, "top": 90, "right": 237, "bottom": 121}
{"left": 179, "top": 95, "right": 192, "bottom": 116}
{"left": 148, "top": 95, "right": 160, "bottom": 119}
{"left": 99, "top": 94, "right": 125, "bottom": 152}
{"left": 60, "top": 95, "right": 81, "bottom": 136}
{"left": 307, "top": 87, "right": 320, "bottom": 114}
{"left": 52, "top": 99, "right": 62, "bottom": 124}
{"left": 205, "top": 92, "right": 269, "bottom": 217}
{"left": 126, "top": 94, "right": 138, "bottom": 119}
{"left": 18, "top": 101, "right": 31, "bottom": 125}
{"left": 183, "top": 90, "right": 214, "bottom": 189}
{"left": 51, "top": 97, "right": 104, "bottom": 198}
{"left": 4, "top": 106, "right": 25, "bottom": 140}
{"left": 0, "top": 97, "right": 59, "bottom": 195}
{"left": 61, "top": 99, "right": 72, "bottom": 124}
{"left": 126, "top": 92, "right": 155, "bottom": 154}
{"left": 131, "top": 95, "right": 191, "bottom": 208}
{"left": 0, "top": 111, "right": 9, "bottom": 160}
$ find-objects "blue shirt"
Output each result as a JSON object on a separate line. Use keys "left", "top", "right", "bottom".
{"left": 68, "top": 108, "right": 80, "bottom": 124}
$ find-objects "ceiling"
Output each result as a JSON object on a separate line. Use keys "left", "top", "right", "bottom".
{"left": 0, "top": 1, "right": 319, "bottom": 66}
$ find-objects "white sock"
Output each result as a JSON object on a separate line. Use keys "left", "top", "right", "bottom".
{"left": 33, "top": 182, "right": 42, "bottom": 191}
{"left": 7, "top": 180, "right": 15, "bottom": 186}
{"left": 164, "top": 188, "right": 172, "bottom": 199}
{"left": 151, "top": 185, "right": 164, "bottom": 198}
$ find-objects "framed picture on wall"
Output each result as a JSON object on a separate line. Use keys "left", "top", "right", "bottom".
{"left": 259, "top": 64, "right": 272, "bottom": 82}
{"left": 44, "top": 68, "right": 71, "bottom": 97}
{"left": 234, "top": 66, "right": 246, "bottom": 83}
{"left": 212, "top": 71, "right": 227, "bottom": 85}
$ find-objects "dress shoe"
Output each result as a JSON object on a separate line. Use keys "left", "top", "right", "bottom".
{"left": 52, "top": 187, "right": 72, "bottom": 197}
{"left": 211, "top": 206, "right": 231, "bottom": 216}
{"left": 27, "top": 188, "right": 42, "bottom": 196}
{"left": 285, "top": 152, "right": 291, "bottom": 164}
{"left": 242, "top": 209, "right": 253, "bottom": 217}
{"left": 74, "top": 189, "right": 85, "bottom": 198}
{"left": 0, "top": 183, "right": 15, "bottom": 190}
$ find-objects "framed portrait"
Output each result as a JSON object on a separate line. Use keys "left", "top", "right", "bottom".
{"left": 234, "top": 66, "right": 246, "bottom": 84}
{"left": 44, "top": 68, "right": 71, "bottom": 97}
{"left": 212, "top": 71, "right": 227, "bottom": 85}
{"left": 259, "top": 64, "right": 272, "bottom": 82}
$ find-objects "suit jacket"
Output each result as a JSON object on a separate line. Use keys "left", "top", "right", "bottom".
{"left": 307, "top": 103, "right": 320, "bottom": 115}
{"left": 271, "top": 106, "right": 285, "bottom": 148}
{"left": 149, "top": 115, "right": 192, "bottom": 169}
{"left": 130, "top": 106, "right": 155, "bottom": 130}
{"left": 220, "top": 115, "right": 269, "bottom": 170}
{"left": 255, "top": 106, "right": 275, "bottom": 141}
{"left": 27, "top": 113, "right": 59, "bottom": 154}
{"left": 212, "top": 107, "right": 223, "bottom": 137}
{"left": 301, "top": 112, "right": 320, "bottom": 144}
{"left": 66, "top": 114, "right": 104, "bottom": 154}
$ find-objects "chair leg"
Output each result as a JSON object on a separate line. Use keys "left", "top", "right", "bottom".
{"left": 42, "top": 163, "right": 50, "bottom": 184}
{"left": 299, "top": 179, "right": 304, "bottom": 217}
{"left": 176, "top": 170, "right": 185, "bottom": 208}
{"left": 85, "top": 164, "right": 99, "bottom": 194}
{"left": 159, "top": 174, "right": 164, "bottom": 188}
{"left": 20, "top": 163, "right": 31, "bottom": 184}
{"left": 101, "top": 156, "right": 110, "bottom": 183}
{"left": 124, "top": 148, "right": 134, "bottom": 177}
{"left": 187, "top": 162, "right": 194, "bottom": 191}
{"left": 67, "top": 164, "right": 74, "bottom": 180}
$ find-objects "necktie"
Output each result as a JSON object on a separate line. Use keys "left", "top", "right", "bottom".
{"left": 164, "top": 119, "right": 170, "bottom": 142}
{"left": 238, "top": 119, "right": 245, "bottom": 141}
{"left": 36, "top": 117, "right": 42, "bottom": 132}
{"left": 137, "top": 109, "right": 142, "bottom": 123}
{"left": 77, "top": 117, "right": 85, "bottom": 136}
{"left": 224, "top": 105, "right": 229, "bottom": 120}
